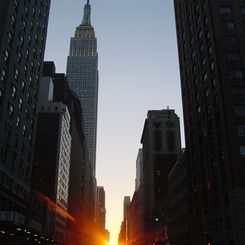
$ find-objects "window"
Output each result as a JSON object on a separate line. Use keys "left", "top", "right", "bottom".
{"left": 22, "top": 19, "right": 26, "bottom": 30}
{"left": 24, "top": 6, "right": 29, "bottom": 16}
{"left": 203, "top": 73, "right": 208, "bottom": 82}
{"left": 232, "top": 87, "right": 245, "bottom": 96}
{"left": 26, "top": 49, "right": 29, "bottom": 60}
{"left": 223, "top": 20, "right": 235, "bottom": 30}
{"left": 14, "top": 68, "right": 19, "bottom": 80}
{"left": 10, "top": 15, "right": 15, "bottom": 26}
{"left": 11, "top": 86, "right": 16, "bottom": 98}
{"left": 14, "top": 0, "right": 18, "bottom": 9}
{"left": 224, "top": 36, "right": 237, "bottom": 45}
{"left": 17, "top": 51, "right": 22, "bottom": 63}
{"left": 30, "top": 21, "right": 34, "bottom": 31}
{"left": 16, "top": 117, "right": 20, "bottom": 128}
{"left": 241, "top": 7, "right": 245, "bottom": 15}
{"left": 230, "top": 69, "right": 243, "bottom": 79}
{"left": 226, "top": 52, "right": 240, "bottom": 62}
{"left": 18, "top": 98, "right": 23, "bottom": 109}
{"left": 7, "top": 32, "right": 13, "bottom": 44}
{"left": 198, "top": 29, "right": 202, "bottom": 39}
{"left": 24, "top": 66, "right": 27, "bottom": 76}
{"left": 167, "top": 131, "right": 175, "bottom": 152}
{"left": 19, "top": 35, "right": 24, "bottom": 47}
{"left": 238, "top": 125, "right": 245, "bottom": 136}
{"left": 0, "top": 89, "right": 3, "bottom": 102}
{"left": 28, "top": 35, "right": 31, "bottom": 45}
{"left": 1, "top": 69, "right": 6, "bottom": 83}
{"left": 220, "top": 6, "right": 232, "bottom": 14}
{"left": 240, "top": 146, "right": 245, "bottom": 157}
{"left": 4, "top": 50, "right": 9, "bottom": 62}
{"left": 32, "top": 7, "right": 35, "bottom": 17}
{"left": 154, "top": 128, "right": 162, "bottom": 151}
{"left": 27, "top": 93, "right": 30, "bottom": 103}
{"left": 8, "top": 104, "right": 14, "bottom": 117}
{"left": 235, "top": 106, "right": 245, "bottom": 116}
{"left": 21, "top": 81, "right": 25, "bottom": 92}
{"left": 22, "top": 125, "right": 26, "bottom": 135}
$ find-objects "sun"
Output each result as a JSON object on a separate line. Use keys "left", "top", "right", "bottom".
{"left": 109, "top": 242, "right": 116, "bottom": 245}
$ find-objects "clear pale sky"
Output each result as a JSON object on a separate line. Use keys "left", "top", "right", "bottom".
{"left": 44, "top": 0, "right": 183, "bottom": 244}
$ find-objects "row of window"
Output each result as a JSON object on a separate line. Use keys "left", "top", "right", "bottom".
{"left": 220, "top": 5, "right": 245, "bottom": 15}
{"left": 222, "top": 6, "right": 245, "bottom": 160}
{"left": 220, "top": 7, "right": 245, "bottom": 80}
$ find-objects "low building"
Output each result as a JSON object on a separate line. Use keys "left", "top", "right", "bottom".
{"left": 168, "top": 150, "right": 190, "bottom": 245}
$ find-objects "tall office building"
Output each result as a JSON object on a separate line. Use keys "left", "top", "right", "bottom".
{"left": 0, "top": 0, "right": 50, "bottom": 231}
{"left": 66, "top": 0, "right": 99, "bottom": 178}
{"left": 174, "top": 1, "right": 245, "bottom": 244}
{"left": 32, "top": 67, "right": 73, "bottom": 243}
{"left": 141, "top": 109, "right": 181, "bottom": 244}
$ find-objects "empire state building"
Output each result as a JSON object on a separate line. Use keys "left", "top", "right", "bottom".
{"left": 66, "top": 0, "right": 98, "bottom": 177}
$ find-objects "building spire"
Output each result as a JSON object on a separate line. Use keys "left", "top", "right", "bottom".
{"left": 81, "top": 0, "right": 91, "bottom": 26}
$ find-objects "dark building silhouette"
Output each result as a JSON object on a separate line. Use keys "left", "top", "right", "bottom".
{"left": 118, "top": 196, "right": 131, "bottom": 245}
{"left": 129, "top": 149, "right": 144, "bottom": 245}
{"left": 95, "top": 186, "right": 108, "bottom": 244}
{"left": 96, "top": 186, "right": 106, "bottom": 232}
{"left": 129, "top": 187, "right": 144, "bottom": 245}
{"left": 32, "top": 62, "right": 94, "bottom": 245}
{"left": 0, "top": 0, "right": 50, "bottom": 237}
{"left": 174, "top": 1, "right": 245, "bottom": 244}
{"left": 141, "top": 109, "right": 181, "bottom": 245}
{"left": 32, "top": 65, "right": 72, "bottom": 244}
{"left": 118, "top": 219, "right": 127, "bottom": 245}
{"left": 168, "top": 150, "right": 190, "bottom": 245}
{"left": 66, "top": 90, "right": 88, "bottom": 245}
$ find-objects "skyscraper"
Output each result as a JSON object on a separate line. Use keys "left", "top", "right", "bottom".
{"left": 66, "top": 0, "right": 99, "bottom": 178}
{"left": 174, "top": 1, "right": 245, "bottom": 244}
{"left": 141, "top": 109, "right": 181, "bottom": 244}
{"left": 0, "top": 0, "right": 50, "bottom": 231}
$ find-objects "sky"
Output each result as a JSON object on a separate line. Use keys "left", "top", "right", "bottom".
{"left": 44, "top": 0, "right": 183, "bottom": 244}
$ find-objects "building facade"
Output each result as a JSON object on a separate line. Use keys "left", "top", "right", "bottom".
{"left": 141, "top": 109, "right": 181, "bottom": 245}
{"left": 95, "top": 186, "right": 108, "bottom": 244}
{"left": 174, "top": 1, "right": 245, "bottom": 244}
{"left": 129, "top": 149, "right": 145, "bottom": 245}
{"left": 0, "top": 0, "right": 50, "bottom": 233}
{"left": 66, "top": 0, "right": 98, "bottom": 179}
{"left": 168, "top": 150, "right": 190, "bottom": 245}
{"left": 135, "top": 149, "right": 143, "bottom": 191}
{"left": 33, "top": 74, "right": 71, "bottom": 243}
{"left": 129, "top": 187, "right": 144, "bottom": 245}
{"left": 35, "top": 62, "right": 95, "bottom": 245}
{"left": 96, "top": 186, "right": 106, "bottom": 232}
